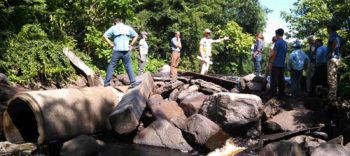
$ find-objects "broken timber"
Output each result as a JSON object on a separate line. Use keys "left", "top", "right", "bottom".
{"left": 63, "top": 48, "right": 102, "bottom": 86}
{"left": 179, "top": 72, "right": 237, "bottom": 90}
{"left": 109, "top": 72, "right": 154, "bottom": 134}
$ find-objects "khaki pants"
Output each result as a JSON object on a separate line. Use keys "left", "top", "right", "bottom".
{"left": 327, "top": 59, "right": 340, "bottom": 101}
{"left": 200, "top": 56, "right": 211, "bottom": 74}
{"left": 170, "top": 51, "right": 180, "bottom": 79}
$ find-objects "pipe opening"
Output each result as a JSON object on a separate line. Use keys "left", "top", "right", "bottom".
{"left": 7, "top": 98, "right": 39, "bottom": 142}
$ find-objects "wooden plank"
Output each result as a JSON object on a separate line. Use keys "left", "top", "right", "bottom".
{"left": 179, "top": 72, "right": 237, "bottom": 90}
{"left": 109, "top": 72, "right": 154, "bottom": 134}
{"left": 63, "top": 48, "right": 101, "bottom": 86}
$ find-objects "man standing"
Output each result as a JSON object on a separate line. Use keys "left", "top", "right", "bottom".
{"left": 267, "top": 28, "right": 288, "bottom": 99}
{"left": 199, "top": 28, "right": 229, "bottom": 74}
{"left": 326, "top": 23, "right": 342, "bottom": 101}
{"left": 170, "top": 31, "right": 182, "bottom": 79}
{"left": 306, "top": 36, "right": 316, "bottom": 93}
{"left": 138, "top": 31, "right": 149, "bottom": 75}
{"left": 289, "top": 41, "right": 309, "bottom": 97}
{"left": 102, "top": 17, "right": 140, "bottom": 87}
{"left": 310, "top": 39, "right": 328, "bottom": 95}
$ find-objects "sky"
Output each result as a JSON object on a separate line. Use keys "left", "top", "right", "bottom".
{"left": 259, "top": 0, "right": 298, "bottom": 43}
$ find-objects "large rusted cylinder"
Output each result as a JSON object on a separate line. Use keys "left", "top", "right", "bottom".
{"left": 3, "top": 87, "right": 124, "bottom": 144}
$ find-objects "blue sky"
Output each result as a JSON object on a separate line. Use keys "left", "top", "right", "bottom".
{"left": 259, "top": 0, "right": 298, "bottom": 43}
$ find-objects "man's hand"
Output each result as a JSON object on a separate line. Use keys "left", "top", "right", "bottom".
{"left": 129, "top": 45, "right": 133, "bottom": 51}
{"left": 223, "top": 36, "right": 229, "bottom": 40}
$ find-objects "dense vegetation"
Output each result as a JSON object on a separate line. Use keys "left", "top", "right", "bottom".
{"left": 0, "top": 0, "right": 268, "bottom": 86}
{"left": 281, "top": 0, "right": 350, "bottom": 96}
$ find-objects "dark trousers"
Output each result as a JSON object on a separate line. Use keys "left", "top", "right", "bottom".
{"left": 269, "top": 66, "right": 285, "bottom": 98}
{"left": 290, "top": 69, "right": 302, "bottom": 97}
{"left": 311, "top": 63, "right": 328, "bottom": 94}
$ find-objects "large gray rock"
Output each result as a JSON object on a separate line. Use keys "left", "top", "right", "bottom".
{"left": 179, "top": 92, "right": 208, "bottom": 117}
{"left": 265, "top": 108, "right": 323, "bottom": 132}
{"left": 200, "top": 93, "right": 263, "bottom": 129}
{"left": 169, "top": 88, "right": 180, "bottom": 101}
{"left": 133, "top": 119, "right": 193, "bottom": 151}
{"left": 191, "top": 79, "right": 228, "bottom": 94}
{"left": 240, "top": 74, "right": 266, "bottom": 92}
{"left": 182, "top": 114, "right": 224, "bottom": 146}
{"left": 150, "top": 100, "right": 187, "bottom": 127}
{"left": 109, "top": 72, "right": 154, "bottom": 134}
{"left": 311, "top": 143, "right": 350, "bottom": 156}
{"left": 177, "top": 85, "right": 200, "bottom": 101}
{"left": 60, "top": 135, "right": 100, "bottom": 156}
{"left": 0, "top": 73, "right": 10, "bottom": 85}
{"left": 263, "top": 98, "right": 283, "bottom": 119}
{"left": 259, "top": 141, "right": 306, "bottom": 156}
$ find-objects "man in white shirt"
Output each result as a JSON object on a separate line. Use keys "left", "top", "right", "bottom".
{"left": 199, "top": 29, "right": 229, "bottom": 74}
{"left": 170, "top": 31, "right": 182, "bottom": 79}
{"left": 138, "top": 31, "right": 149, "bottom": 75}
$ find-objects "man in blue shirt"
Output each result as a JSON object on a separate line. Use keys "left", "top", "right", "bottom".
{"left": 289, "top": 41, "right": 309, "bottom": 97}
{"left": 310, "top": 39, "right": 328, "bottom": 96}
{"left": 102, "top": 17, "right": 140, "bottom": 87}
{"left": 266, "top": 28, "right": 288, "bottom": 99}
{"left": 326, "top": 23, "right": 342, "bottom": 101}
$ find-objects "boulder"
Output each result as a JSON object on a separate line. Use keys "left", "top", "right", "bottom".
{"left": 117, "top": 75, "right": 131, "bottom": 85}
{"left": 154, "top": 64, "right": 171, "bottom": 77}
{"left": 152, "top": 81, "right": 165, "bottom": 95}
{"left": 0, "top": 84, "right": 18, "bottom": 102}
{"left": 259, "top": 141, "right": 306, "bottom": 156}
{"left": 163, "top": 80, "right": 184, "bottom": 93}
{"left": 240, "top": 74, "right": 266, "bottom": 92}
{"left": 0, "top": 141, "right": 36, "bottom": 155}
{"left": 109, "top": 72, "right": 154, "bottom": 134}
{"left": 263, "top": 98, "right": 283, "bottom": 119}
{"left": 169, "top": 89, "right": 180, "bottom": 101}
{"left": 177, "top": 85, "right": 200, "bottom": 101}
{"left": 179, "top": 92, "right": 208, "bottom": 116}
{"left": 265, "top": 108, "right": 324, "bottom": 132}
{"left": 133, "top": 119, "right": 193, "bottom": 151}
{"left": 150, "top": 100, "right": 186, "bottom": 127}
{"left": 191, "top": 79, "right": 228, "bottom": 94}
{"left": 0, "top": 73, "right": 10, "bottom": 85}
{"left": 311, "top": 143, "right": 350, "bottom": 156}
{"left": 182, "top": 114, "right": 223, "bottom": 146}
{"left": 60, "top": 135, "right": 100, "bottom": 156}
{"left": 147, "top": 94, "right": 164, "bottom": 107}
{"left": 200, "top": 93, "right": 263, "bottom": 129}
{"left": 246, "top": 81, "right": 265, "bottom": 92}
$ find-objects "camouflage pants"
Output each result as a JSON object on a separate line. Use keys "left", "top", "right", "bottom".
{"left": 327, "top": 59, "right": 340, "bottom": 101}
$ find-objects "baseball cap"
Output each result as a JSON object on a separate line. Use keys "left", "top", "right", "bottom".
{"left": 204, "top": 29, "right": 211, "bottom": 33}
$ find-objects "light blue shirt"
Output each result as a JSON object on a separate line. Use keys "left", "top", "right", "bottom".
{"left": 103, "top": 23, "right": 138, "bottom": 51}
{"left": 316, "top": 46, "right": 328, "bottom": 64}
{"left": 289, "top": 49, "right": 309, "bottom": 71}
{"left": 171, "top": 37, "right": 181, "bottom": 52}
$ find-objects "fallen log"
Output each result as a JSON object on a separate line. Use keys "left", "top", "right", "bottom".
{"left": 63, "top": 48, "right": 103, "bottom": 86}
{"left": 109, "top": 72, "right": 154, "bottom": 134}
{"left": 179, "top": 72, "right": 237, "bottom": 90}
{"left": 3, "top": 87, "right": 123, "bottom": 144}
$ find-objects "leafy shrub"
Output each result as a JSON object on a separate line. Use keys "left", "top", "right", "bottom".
{"left": 0, "top": 24, "right": 77, "bottom": 86}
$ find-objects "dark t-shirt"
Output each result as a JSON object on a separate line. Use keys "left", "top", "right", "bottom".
{"left": 272, "top": 39, "right": 288, "bottom": 67}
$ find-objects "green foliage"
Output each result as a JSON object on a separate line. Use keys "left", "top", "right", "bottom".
{"left": 213, "top": 21, "right": 254, "bottom": 75}
{"left": 0, "top": 24, "right": 76, "bottom": 85}
{"left": 282, "top": 0, "right": 350, "bottom": 96}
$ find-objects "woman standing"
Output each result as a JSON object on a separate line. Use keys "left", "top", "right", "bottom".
{"left": 264, "top": 36, "right": 277, "bottom": 79}
{"left": 252, "top": 33, "right": 265, "bottom": 76}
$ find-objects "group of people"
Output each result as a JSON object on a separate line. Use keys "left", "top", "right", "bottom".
{"left": 102, "top": 17, "right": 229, "bottom": 88}
{"left": 101, "top": 17, "right": 342, "bottom": 101}
{"left": 254, "top": 24, "right": 342, "bottom": 100}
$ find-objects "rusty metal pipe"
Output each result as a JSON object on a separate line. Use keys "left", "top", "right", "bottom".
{"left": 3, "top": 87, "right": 124, "bottom": 144}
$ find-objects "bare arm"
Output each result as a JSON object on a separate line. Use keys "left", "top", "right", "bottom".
{"left": 212, "top": 36, "right": 229, "bottom": 43}
{"left": 129, "top": 35, "right": 139, "bottom": 50}
{"left": 102, "top": 36, "right": 114, "bottom": 48}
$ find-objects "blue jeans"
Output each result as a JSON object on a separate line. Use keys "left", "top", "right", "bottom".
{"left": 253, "top": 55, "right": 262, "bottom": 76}
{"left": 290, "top": 69, "right": 302, "bottom": 97}
{"left": 104, "top": 50, "right": 136, "bottom": 86}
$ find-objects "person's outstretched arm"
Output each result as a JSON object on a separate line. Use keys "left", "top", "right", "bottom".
{"left": 212, "top": 36, "right": 229, "bottom": 43}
